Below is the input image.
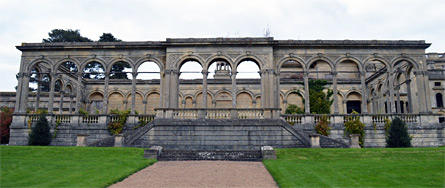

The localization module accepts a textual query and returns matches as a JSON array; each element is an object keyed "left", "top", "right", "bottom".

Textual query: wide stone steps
[{"left": 158, "top": 150, "right": 263, "bottom": 161}]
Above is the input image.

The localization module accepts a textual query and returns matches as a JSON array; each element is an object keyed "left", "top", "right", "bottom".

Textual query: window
[
  {"left": 436, "top": 93, "right": 444, "bottom": 108},
  {"left": 435, "top": 82, "right": 441, "bottom": 87}
]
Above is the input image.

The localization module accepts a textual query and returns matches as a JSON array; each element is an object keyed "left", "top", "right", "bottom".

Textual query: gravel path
[{"left": 110, "top": 161, "right": 278, "bottom": 188}]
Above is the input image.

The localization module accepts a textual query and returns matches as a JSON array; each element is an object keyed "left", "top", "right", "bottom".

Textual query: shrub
[
  {"left": 1, "top": 106, "right": 13, "bottom": 144},
  {"left": 285, "top": 104, "right": 304, "bottom": 114},
  {"left": 386, "top": 117, "right": 411, "bottom": 148},
  {"left": 28, "top": 116, "right": 52, "bottom": 146},
  {"left": 314, "top": 115, "right": 331, "bottom": 136},
  {"left": 344, "top": 111, "right": 365, "bottom": 147},
  {"left": 107, "top": 109, "right": 130, "bottom": 135}
]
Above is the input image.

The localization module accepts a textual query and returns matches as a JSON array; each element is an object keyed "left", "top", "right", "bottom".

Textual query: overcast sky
[{"left": 0, "top": 0, "right": 444, "bottom": 91}]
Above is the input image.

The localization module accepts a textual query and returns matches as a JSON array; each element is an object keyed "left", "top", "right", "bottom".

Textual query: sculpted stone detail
[
  {"left": 199, "top": 54, "right": 211, "bottom": 61},
  {"left": 228, "top": 54, "right": 240, "bottom": 60}
]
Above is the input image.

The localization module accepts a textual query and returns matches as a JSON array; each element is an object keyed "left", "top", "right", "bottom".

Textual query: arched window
[{"left": 436, "top": 93, "right": 444, "bottom": 108}]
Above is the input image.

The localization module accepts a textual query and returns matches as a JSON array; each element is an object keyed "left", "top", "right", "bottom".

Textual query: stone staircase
[{"left": 158, "top": 150, "right": 263, "bottom": 161}]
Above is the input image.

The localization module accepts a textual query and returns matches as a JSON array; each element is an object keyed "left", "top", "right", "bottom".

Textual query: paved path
[{"left": 110, "top": 161, "right": 278, "bottom": 188}]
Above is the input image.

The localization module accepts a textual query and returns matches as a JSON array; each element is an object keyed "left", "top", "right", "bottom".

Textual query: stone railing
[
  {"left": 281, "top": 113, "right": 426, "bottom": 126},
  {"left": 155, "top": 108, "right": 281, "bottom": 119}
]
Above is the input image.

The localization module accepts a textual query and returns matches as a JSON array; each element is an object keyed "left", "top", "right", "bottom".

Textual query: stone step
[{"left": 158, "top": 150, "right": 262, "bottom": 161}]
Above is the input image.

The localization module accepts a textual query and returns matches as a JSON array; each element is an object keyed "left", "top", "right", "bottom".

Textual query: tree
[
  {"left": 109, "top": 62, "right": 131, "bottom": 79},
  {"left": 98, "top": 33, "right": 122, "bottom": 42},
  {"left": 285, "top": 104, "right": 304, "bottom": 114},
  {"left": 28, "top": 116, "right": 52, "bottom": 146},
  {"left": 43, "top": 29, "right": 92, "bottom": 43},
  {"left": 308, "top": 80, "right": 333, "bottom": 114},
  {"left": 386, "top": 117, "right": 412, "bottom": 148}
]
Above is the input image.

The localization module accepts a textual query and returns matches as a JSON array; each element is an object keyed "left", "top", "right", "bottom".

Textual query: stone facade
[{"left": 6, "top": 37, "right": 445, "bottom": 148}]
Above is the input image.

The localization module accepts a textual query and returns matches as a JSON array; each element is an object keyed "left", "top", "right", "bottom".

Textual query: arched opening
[
  {"left": 137, "top": 61, "right": 160, "bottom": 80},
  {"left": 179, "top": 60, "right": 202, "bottom": 80},
  {"left": 287, "top": 92, "right": 304, "bottom": 111},
  {"left": 146, "top": 92, "right": 161, "bottom": 114},
  {"left": 83, "top": 61, "right": 105, "bottom": 80},
  {"left": 215, "top": 91, "right": 232, "bottom": 108},
  {"left": 436, "top": 93, "right": 444, "bottom": 108},
  {"left": 207, "top": 59, "right": 232, "bottom": 79},
  {"left": 179, "top": 60, "right": 203, "bottom": 108},
  {"left": 346, "top": 92, "right": 362, "bottom": 114},
  {"left": 88, "top": 92, "right": 104, "bottom": 114},
  {"left": 308, "top": 60, "right": 332, "bottom": 79},
  {"left": 108, "top": 92, "right": 124, "bottom": 113},
  {"left": 196, "top": 92, "right": 213, "bottom": 108},
  {"left": 126, "top": 93, "right": 143, "bottom": 114},
  {"left": 28, "top": 62, "right": 52, "bottom": 112},
  {"left": 237, "top": 60, "right": 260, "bottom": 79},
  {"left": 236, "top": 92, "right": 253, "bottom": 108},
  {"left": 337, "top": 60, "right": 360, "bottom": 80},
  {"left": 110, "top": 61, "right": 132, "bottom": 80}
]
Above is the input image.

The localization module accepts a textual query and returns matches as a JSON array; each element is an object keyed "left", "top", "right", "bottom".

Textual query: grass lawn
[
  {"left": 0, "top": 146, "right": 156, "bottom": 187},
  {"left": 263, "top": 147, "right": 445, "bottom": 188}
]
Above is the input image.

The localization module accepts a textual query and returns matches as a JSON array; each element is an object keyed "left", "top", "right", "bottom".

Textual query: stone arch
[
  {"left": 345, "top": 91, "right": 362, "bottom": 114},
  {"left": 107, "top": 59, "right": 133, "bottom": 73},
  {"left": 108, "top": 91, "right": 125, "bottom": 112},
  {"left": 108, "top": 60, "right": 133, "bottom": 80},
  {"left": 234, "top": 56, "right": 264, "bottom": 70},
  {"left": 306, "top": 56, "right": 334, "bottom": 71},
  {"left": 195, "top": 91, "right": 213, "bottom": 108},
  {"left": 146, "top": 91, "right": 161, "bottom": 114},
  {"left": 276, "top": 56, "right": 306, "bottom": 72},
  {"left": 87, "top": 91, "right": 104, "bottom": 113},
  {"left": 436, "top": 92, "right": 444, "bottom": 108},
  {"left": 183, "top": 94, "right": 194, "bottom": 108},
  {"left": 215, "top": 90, "right": 232, "bottom": 108},
  {"left": 79, "top": 58, "right": 108, "bottom": 72},
  {"left": 334, "top": 56, "right": 363, "bottom": 71},
  {"left": 54, "top": 79, "right": 64, "bottom": 92},
  {"left": 205, "top": 55, "right": 234, "bottom": 71},
  {"left": 391, "top": 57, "right": 420, "bottom": 71},
  {"left": 363, "top": 56, "right": 391, "bottom": 73},
  {"left": 175, "top": 55, "right": 205, "bottom": 71},
  {"left": 236, "top": 91, "right": 254, "bottom": 108},
  {"left": 134, "top": 57, "right": 164, "bottom": 72},
  {"left": 124, "top": 91, "right": 144, "bottom": 113},
  {"left": 27, "top": 59, "right": 53, "bottom": 73},
  {"left": 254, "top": 95, "right": 261, "bottom": 108},
  {"left": 54, "top": 58, "right": 81, "bottom": 72},
  {"left": 285, "top": 90, "right": 304, "bottom": 109}
]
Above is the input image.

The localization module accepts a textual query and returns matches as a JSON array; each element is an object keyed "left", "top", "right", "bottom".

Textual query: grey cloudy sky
[{"left": 0, "top": 0, "right": 444, "bottom": 91}]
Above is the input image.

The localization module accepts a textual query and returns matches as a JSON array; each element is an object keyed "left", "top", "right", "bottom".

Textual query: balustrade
[
  {"left": 282, "top": 114, "right": 303, "bottom": 125},
  {"left": 81, "top": 115, "right": 99, "bottom": 124},
  {"left": 238, "top": 109, "right": 264, "bottom": 119},
  {"left": 137, "top": 115, "right": 156, "bottom": 123},
  {"left": 55, "top": 115, "right": 71, "bottom": 123},
  {"left": 206, "top": 109, "right": 230, "bottom": 119}
]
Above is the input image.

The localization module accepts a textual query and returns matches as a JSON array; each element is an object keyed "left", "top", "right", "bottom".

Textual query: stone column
[
  {"left": 303, "top": 72, "right": 310, "bottom": 114},
  {"left": 69, "top": 95, "right": 74, "bottom": 114},
  {"left": 395, "top": 85, "right": 401, "bottom": 113},
  {"left": 387, "top": 72, "right": 396, "bottom": 113},
  {"left": 15, "top": 72, "right": 24, "bottom": 113},
  {"left": 131, "top": 72, "right": 137, "bottom": 114},
  {"left": 103, "top": 72, "right": 110, "bottom": 114},
  {"left": 35, "top": 74, "right": 42, "bottom": 111},
  {"left": 18, "top": 72, "right": 30, "bottom": 113},
  {"left": 170, "top": 70, "right": 179, "bottom": 108},
  {"left": 143, "top": 100, "right": 147, "bottom": 114},
  {"left": 202, "top": 70, "right": 208, "bottom": 108},
  {"left": 332, "top": 71, "right": 339, "bottom": 114},
  {"left": 406, "top": 79, "right": 413, "bottom": 113},
  {"left": 423, "top": 71, "right": 432, "bottom": 113},
  {"left": 48, "top": 72, "right": 56, "bottom": 114},
  {"left": 360, "top": 71, "right": 368, "bottom": 114},
  {"left": 231, "top": 70, "right": 237, "bottom": 108},
  {"left": 59, "top": 91, "right": 64, "bottom": 114},
  {"left": 414, "top": 70, "right": 427, "bottom": 113},
  {"left": 75, "top": 72, "right": 83, "bottom": 113}
]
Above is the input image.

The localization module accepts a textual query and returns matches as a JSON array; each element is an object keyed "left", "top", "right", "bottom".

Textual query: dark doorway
[{"left": 347, "top": 101, "right": 361, "bottom": 114}]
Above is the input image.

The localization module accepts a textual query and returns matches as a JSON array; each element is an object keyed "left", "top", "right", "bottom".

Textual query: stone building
[{"left": 6, "top": 38, "right": 445, "bottom": 148}]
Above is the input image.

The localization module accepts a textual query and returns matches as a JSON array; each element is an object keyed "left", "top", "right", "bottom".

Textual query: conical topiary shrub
[
  {"left": 28, "top": 115, "right": 52, "bottom": 146},
  {"left": 386, "top": 117, "right": 411, "bottom": 148}
]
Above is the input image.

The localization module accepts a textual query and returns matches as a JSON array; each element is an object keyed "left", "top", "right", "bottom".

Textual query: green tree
[
  {"left": 386, "top": 117, "right": 412, "bottom": 148},
  {"left": 28, "top": 116, "right": 52, "bottom": 146},
  {"left": 307, "top": 80, "right": 333, "bottom": 114},
  {"left": 43, "top": 29, "right": 92, "bottom": 43},
  {"left": 98, "top": 33, "right": 122, "bottom": 42},
  {"left": 285, "top": 104, "right": 304, "bottom": 114},
  {"left": 109, "top": 61, "right": 131, "bottom": 79}
]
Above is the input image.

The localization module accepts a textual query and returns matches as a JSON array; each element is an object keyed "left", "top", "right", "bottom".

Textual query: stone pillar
[
  {"left": 76, "top": 134, "right": 88, "bottom": 146},
  {"left": 143, "top": 100, "right": 147, "bottom": 114},
  {"left": 59, "top": 91, "right": 64, "bottom": 114},
  {"left": 35, "top": 74, "right": 42, "bottom": 111},
  {"left": 332, "top": 71, "right": 339, "bottom": 114},
  {"left": 75, "top": 72, "right": 83, "bottom": 113},
  {"left": 395, "top": 85, "right": 401, "bottom": 113},
  {"left": 131, "top": 72, "right": 137, "bottom": 114},
  {"left": 15, "top": 72, "right": 24, "bottom": 113},
  {"left": 69, "top": 95, "right": 74, "bottom": 114},
  {"left": 303, "top": 72, "right": 310, "bottom": 114},
  {"left": 385, "top": 90, "right": 390, "bottom": 114},
  {"left": 103, "top": 72, "right": 110, "bottom": 114},
  {"left": 202, "top": 70, "right": 208, "bottom": 108},
  {"left": 360, "top": 71, "right": 368, "bottom": 114},
  {"left": 406, "top": 79, "right": 413, "bottom": 113},
  {"left": 343, "top": 100, "right": 347, "bottom": 114},
  {"left": 423, "top": 71, "right": 432, "bottom": 113},
  {"left": 387, "top": 72, "right": 396, "bottom": 113},
  {"left": 170, "top": 70, "right": 179, "bottom": 108},
  {"left": 349, "top": 134, "right": 361, "bottom": 148},
  {"left": 414, "top": 70, "right": 427, "bottom": 113},
  {"left": 48, "top": 72, "right": 56, "bottom": 114},
  {"left": 231, "top": 70, "right": 237, "bottom": 108},
  {"left": 18, "top": 72, "right": 30, "bottom": 113},
  {"left": 309, "top": 134, "right": 321, "bottom": 148}
]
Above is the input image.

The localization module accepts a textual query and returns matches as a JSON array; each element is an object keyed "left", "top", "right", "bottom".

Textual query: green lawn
[
  {"left": 0, "top": 146, "right": 156, "bottom": 187},
  {"left": 263, "top": 148, "right": 445, "bottom": 188}
]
